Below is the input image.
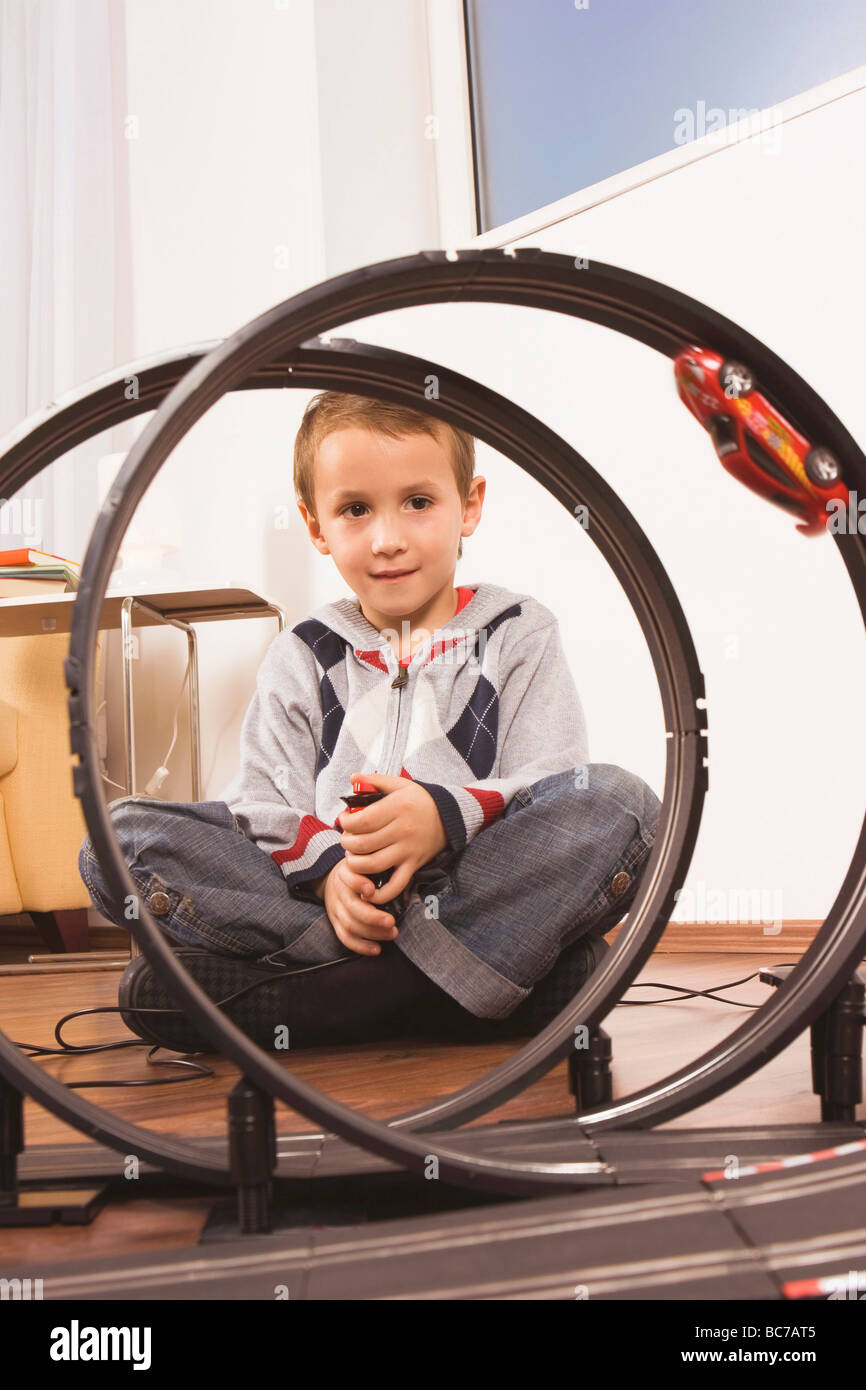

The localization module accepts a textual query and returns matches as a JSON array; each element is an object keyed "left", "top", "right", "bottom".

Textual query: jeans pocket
[
  {"left": 496, "top": 785, "right": 534, "bottom": 827},
  {"left": 135, "top": 870, "right": 243, "bottom": 954},
  {"left": 412, "top": 866, "right": 453, "bottom": 911}
]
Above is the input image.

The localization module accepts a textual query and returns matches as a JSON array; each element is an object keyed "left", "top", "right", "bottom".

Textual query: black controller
[{"left": 340, "top": 788, "right": 395, "bottom": 893}]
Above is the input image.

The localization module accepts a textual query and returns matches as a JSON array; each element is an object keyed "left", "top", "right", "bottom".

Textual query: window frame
[
  {"left": 428, "top": 7, "right": 866, "bottom": 249},
  {"left": 422, "top": 0, "right": 479, "bottom": 247}
]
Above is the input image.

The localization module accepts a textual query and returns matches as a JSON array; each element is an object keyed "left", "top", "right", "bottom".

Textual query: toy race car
[{"left": 673, "top": 345, "right": 847, "bottom": 536}]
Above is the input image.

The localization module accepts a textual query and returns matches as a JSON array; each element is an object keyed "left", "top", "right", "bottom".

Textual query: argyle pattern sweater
[{"left": 217, "top": 581, "right": 589, "bottom": 898}]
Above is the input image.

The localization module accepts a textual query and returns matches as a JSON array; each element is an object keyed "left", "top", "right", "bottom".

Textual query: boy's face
[{"left": 297, "top": 427, "right": 485, "bottom": 623}]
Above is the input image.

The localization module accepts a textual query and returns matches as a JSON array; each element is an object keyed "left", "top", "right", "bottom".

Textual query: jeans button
[
  {"left": 147, "top": 891, "right": 172, "bottom": 916},
  {"left": 610, "top": 870, "right": 631, "bottom": 896}
]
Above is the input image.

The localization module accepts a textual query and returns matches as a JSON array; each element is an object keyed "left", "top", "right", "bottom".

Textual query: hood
[{"left": 307, "top": 580, "right": 533, "bottom": 666}]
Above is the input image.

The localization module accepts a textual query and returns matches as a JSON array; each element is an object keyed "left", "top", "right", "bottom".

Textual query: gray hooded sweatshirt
[{"left": 218, "top": 580, "right": 589, "bottom": 900}]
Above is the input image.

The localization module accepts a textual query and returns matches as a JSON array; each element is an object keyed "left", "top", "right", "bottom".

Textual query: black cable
[
  {"left": 9, "top": 953, "right": 347, "bottom": 1084},
  {"left": 619, "top": 965, "right": 797, "bottom": 1008},
  {"left": 10, "top": 960, "right": 790, "bottom": 1086},
  {"left": 13, "top": 1013, "right": 215, "bottom": 1085}
]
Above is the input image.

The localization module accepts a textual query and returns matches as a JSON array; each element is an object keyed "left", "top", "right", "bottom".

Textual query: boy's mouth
[{"left": 371, "top": 568, "right": 417, "bottom": 581}]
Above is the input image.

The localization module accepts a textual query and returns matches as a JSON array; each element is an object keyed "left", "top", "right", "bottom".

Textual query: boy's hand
[
  {"left": 315, "top": 859, "right": 401, "bottom": 957},
  {"left": 336, "top": 772, "right": 448, "bottom": 904}
]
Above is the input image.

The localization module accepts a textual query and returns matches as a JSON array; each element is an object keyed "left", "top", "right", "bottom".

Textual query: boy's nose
[{"left": 372, "top": 529, "right": 407, "bottom": 548}]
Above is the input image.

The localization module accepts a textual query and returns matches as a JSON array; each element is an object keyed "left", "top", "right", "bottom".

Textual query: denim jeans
[{"left": 79, "top": 762, "right": 660, "bottom": 1020}]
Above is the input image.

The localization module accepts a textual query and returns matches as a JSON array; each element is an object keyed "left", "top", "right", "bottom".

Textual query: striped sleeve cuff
[
  {"left": 271, "top": 815, "right": 345, "bottom": 891},
  {"left": 415, "top": 782, "right": 506, "bottom": 854}
]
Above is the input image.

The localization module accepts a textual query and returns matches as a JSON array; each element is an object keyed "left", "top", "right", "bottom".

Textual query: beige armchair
[{"left": 0, "top": 630, "right": 104, "bottom": 951}]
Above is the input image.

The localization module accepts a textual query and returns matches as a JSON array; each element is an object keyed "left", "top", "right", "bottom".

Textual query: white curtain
[{"left": 0, "top": 0, "right": 133, "bottom": 561}]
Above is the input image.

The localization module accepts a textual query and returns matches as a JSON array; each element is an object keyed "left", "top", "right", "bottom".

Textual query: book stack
[{"left": 0, "top": 548, "right": 81, "bottom": 599}]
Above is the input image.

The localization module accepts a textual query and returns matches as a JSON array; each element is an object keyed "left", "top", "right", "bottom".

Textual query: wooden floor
[{"left": 1, "top": 938, "right": 863, "bottom": 1268}]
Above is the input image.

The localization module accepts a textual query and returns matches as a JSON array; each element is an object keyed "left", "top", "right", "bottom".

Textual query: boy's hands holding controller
[
  {"left": 308, "top": 773, "right": 448, "bottom": 958},
  {"left": 307, "top": 859, "right": 393, "bottom": 957}
]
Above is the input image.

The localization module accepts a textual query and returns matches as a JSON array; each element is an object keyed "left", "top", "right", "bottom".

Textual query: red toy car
[{"left": 673, "top": 345, "right": 847, "bottom": 536}]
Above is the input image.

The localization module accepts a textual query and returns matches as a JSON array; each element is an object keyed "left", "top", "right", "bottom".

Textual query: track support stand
[
  {"left": 0, "top": 1073, "right": 107, "bottom": 1225},
  {"left": 761, "top": 964, "right": 865, "bottom": 1122},
  {"left": 228, "top": 1077, "right": 277, "bottom": 1234},
  {"left": 811, "top": 973, "right": 865, "bottom": 1122},
  {"left": 568, "top": 1026, "right": 613, "bottom": 1110}
]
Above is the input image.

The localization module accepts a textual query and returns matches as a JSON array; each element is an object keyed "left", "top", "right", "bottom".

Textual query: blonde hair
[{"left": 293, "top": 392, "right": 476, "bottom": 560}]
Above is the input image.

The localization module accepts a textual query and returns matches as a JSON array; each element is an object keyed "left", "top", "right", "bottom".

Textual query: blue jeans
[{"left": 79, "top": 762, "right": 660, "bottom": 1020}]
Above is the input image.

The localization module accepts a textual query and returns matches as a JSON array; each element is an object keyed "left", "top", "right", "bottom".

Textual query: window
[{"left": 464, "top": 0, "right": 866, "bottom": 233}]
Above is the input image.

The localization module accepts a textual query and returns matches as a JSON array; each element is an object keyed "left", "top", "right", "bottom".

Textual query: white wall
[
  {"left": 105, "top": 0, "right": 328, "bottom": 804},
  {"left": 104, "top": 5, "right": 865, "bottom": 924}
]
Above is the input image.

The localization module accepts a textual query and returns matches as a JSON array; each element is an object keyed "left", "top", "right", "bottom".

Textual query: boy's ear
[
  {"left": 297, "top": 500, "right": 330, "bottom": 555},
  {"left": 460, "top": 475, "right": 486, "bottom": 544}
]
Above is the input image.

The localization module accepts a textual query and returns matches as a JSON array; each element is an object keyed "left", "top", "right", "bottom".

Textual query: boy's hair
[{"left": 293, "top": 392, "right": 476, "bottom": 560}]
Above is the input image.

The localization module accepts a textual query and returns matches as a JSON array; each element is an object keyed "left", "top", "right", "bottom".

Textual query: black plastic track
[{"left": 1, "top": 248, "right": 863, "bottom": 1198}]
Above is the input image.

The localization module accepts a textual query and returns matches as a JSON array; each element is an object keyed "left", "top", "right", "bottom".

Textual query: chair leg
[{"left": 29, "top": 909, "right": 90, "bottom": 954}]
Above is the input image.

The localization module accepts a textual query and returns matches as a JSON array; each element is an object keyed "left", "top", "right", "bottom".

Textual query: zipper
[{"left": 381, "top": 653, "right": 410, "bottom": 772}]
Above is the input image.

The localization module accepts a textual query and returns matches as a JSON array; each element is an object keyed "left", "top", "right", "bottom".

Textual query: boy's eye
[{"left": 340, "top": 500, "right": 430, "bottom": 522}]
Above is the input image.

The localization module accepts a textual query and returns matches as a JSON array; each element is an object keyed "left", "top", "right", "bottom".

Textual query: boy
[{"left": 79, "top": 392, "right": 660, "bottom": 1053}]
